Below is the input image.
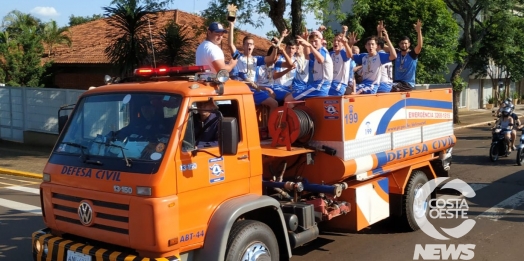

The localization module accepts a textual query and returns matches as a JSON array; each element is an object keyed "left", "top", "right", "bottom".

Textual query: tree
[
  {"left": 201, "top": 0, "right": 345, "bottom": 38},
  {"left": 103, "top": 0, "right": 161, "bottom": 76},
  {"left": 444, "top": 0, "right": 524, "bottom": 122},
  {"left": 42, "top": 20, "right": 72, "bottom": 57},
  {"left": 1, "top": 10, "right": 41, "bottom": 37},
  {"left": 68, "top": 14, "right": 103, "bottom": 27},
  {"left": 347, "top": 0, "right": 459, "bottom": 84},
  {"left": 155, "top": 21, "right": 198, "bottom": 66},
  {"left": 0, "top": 11, "right": 50, "bottom": 87},
  {"left": 467, "top": 4, "right": 524, "bottom": 105},
  {"left": 0, "top": 24, "right": 50, "bottom": 86}
]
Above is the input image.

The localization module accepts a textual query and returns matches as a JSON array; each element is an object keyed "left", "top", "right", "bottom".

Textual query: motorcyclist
[
  {"left": 508, "top": 103, "right": 522, "bottom": 150},
  {"left": 493, "top": 106, "right": 515, "bottom": 151},
  {"left": 495, "top": 99, "right": 512, "bottom": 117}
]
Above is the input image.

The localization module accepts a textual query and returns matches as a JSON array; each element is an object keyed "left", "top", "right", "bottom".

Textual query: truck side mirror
[
  {"left": 57, "top": 104, "right": 76, "bottom": 134},
  {"left": 219, "top": 117, "right": 239, "bottom": 155},
  {"left": 58, "top": 115, "right": 69, "bottom": 133}
]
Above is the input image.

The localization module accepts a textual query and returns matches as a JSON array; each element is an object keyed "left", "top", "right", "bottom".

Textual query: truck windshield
[{"left": 53, "top": 93, "right": 181, "bottom": 172}]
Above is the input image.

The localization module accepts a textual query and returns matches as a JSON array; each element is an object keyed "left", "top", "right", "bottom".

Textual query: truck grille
[{"left": 51, "top": 192, "right": 130, "bottom": 235}]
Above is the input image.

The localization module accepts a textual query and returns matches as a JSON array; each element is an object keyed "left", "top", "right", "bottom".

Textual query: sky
[{"left": 0, "top": 0, "right": 320, "bottom": 37}]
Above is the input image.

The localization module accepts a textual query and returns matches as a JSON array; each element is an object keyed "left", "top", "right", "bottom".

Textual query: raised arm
[
  {"left": 377, "top": 21, "right": 384, "bottom": 38},
  {"left": 377, "top": 20, "right": 393, "bottom": 53},
  {"left": 296, "top": 35, "right": 312, "bottom": 60},
  {"left": 382, "top": 29, "right": 397, "bottom": 61},
  {"left": 414, "top": 19, "right": 423, "bottom": 54},
  {"left": 342, "top": 27, "right": 356, "bottom": 58},
  {"left": 266, "top": 29, "right": 289, "bottom": 65},
  {"left": 228, "top": 21, "right": 237, "bottom": 55}
]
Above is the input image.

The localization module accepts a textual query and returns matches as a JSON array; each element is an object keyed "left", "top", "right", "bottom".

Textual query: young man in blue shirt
[{"left": 391, "top": 19, "right": 423, "bottom": 92}]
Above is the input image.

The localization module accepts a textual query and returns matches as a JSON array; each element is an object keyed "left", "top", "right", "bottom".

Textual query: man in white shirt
[
  {"left": 195, "top": 22, "right": 237, "bottom": 73},
  {"left": 290, "top": 30, "right": 333, "bottom": 100},
  {"left": 352, "top": 31, "right": 396, "bottom": 94}
]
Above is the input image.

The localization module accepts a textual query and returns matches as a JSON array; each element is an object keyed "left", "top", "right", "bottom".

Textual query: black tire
[
  {"left": 225, "top": 220, "right": 279, "bottom": 261},
  {"left": 489, "top": 143, "right": 499, "bottom": 162},
  {"left": 401, "top": 170, "right": 429, "bottom": 231},
  {"left": 517, "top": 148, "right": 524, "bottom": 166}
]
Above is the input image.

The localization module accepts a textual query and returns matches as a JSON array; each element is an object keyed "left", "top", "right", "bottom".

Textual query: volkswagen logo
[{"left": 78, "top": 201, "right": 94, "bottom": 226}]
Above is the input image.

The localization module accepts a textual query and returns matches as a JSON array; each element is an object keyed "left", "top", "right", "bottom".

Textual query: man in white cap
[{"left": 196, "top": 22, "right": 238, "bottom": 74}]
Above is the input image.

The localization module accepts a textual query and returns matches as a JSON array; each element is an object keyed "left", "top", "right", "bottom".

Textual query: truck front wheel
[
  {"left": 225, "top": 220, "right": 279, "bottom": 261},
  {"left": 402, "top": 170, "right": 430, "bottom": 231}
]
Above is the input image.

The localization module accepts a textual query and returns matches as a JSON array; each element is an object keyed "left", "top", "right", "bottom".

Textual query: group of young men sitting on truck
[{"left": 195, "top": 19, "right": 424, "bottom": 112}]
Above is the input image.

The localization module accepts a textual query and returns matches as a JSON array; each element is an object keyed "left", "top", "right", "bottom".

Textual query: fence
[{"left": 0, "top": 87, "right": 85, "bottom": 142}]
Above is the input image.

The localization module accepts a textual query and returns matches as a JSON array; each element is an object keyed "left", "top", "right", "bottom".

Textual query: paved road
[
  {"left": 0, "top": 175, "right": 44, "bottom": 261},
  {"left": 291, "top": 125, "right": 524, "bottom": 261},
  {"left": 2, "top": 125, "right": 524, "bottom": 260}
]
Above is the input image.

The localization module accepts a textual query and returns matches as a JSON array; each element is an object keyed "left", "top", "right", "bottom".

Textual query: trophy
[{"left": 227, "top": 4, "right": 238, "bottom": 22}]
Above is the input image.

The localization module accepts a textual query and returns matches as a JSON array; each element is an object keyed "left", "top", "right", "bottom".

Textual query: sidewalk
[{"left": 0, "top": 105, "right": 521, "bottom": 178}]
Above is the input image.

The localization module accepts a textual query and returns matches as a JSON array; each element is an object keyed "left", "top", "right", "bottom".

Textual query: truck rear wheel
[
  {"left": 225, "top": 220, "right": 279, "bottom": 261},
  {"left": 402, "top": 170, "right": 429, "bottom": 231}
]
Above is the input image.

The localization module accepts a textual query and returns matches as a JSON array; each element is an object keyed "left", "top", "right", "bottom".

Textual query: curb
[
  {"left": 453, "top": 113, "right": 524, "bottom": 130},
  {"left": 453, "top": 120, "right": 494, "bottom": 130},
  {"left": 0, "top": 167, "right": 42, "bottom": 179}
]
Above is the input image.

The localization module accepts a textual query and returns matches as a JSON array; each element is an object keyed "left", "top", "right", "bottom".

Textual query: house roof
[{"left": 45, "top": 9, "right": 273, "bottom": 65}]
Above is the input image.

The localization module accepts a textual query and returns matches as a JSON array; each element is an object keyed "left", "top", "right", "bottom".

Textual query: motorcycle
[
  {"left": 516, "top": 128, "right": 524, "bottom": 165},
  {"left": 488, "top": 124, "right": 511, "bottom": 162}
]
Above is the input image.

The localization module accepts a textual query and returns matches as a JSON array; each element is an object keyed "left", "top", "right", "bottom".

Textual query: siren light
[{"left": 133, "top": 66, "right": 211, "bottom": 77}]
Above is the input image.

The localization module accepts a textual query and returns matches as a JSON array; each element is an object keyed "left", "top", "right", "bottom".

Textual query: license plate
[{"left": 66, "top": 250, "right": 92, "bottom": 261}]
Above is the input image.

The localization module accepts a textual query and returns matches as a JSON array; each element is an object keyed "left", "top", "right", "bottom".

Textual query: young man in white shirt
[
  {"left": 289, "top": 30, "right": 333, "bottom": 100},
  {"left": 227, "top": 21, "right": 283, "bottom": 111},
  {"left": 195, "top": 22, "right": 237, "bottom": 74},
  {"left": 329, "top": 26, "right": 354, "bottom": 96},
  {"left": 352, "top": 30, "right": 396, "bottom": 94}
]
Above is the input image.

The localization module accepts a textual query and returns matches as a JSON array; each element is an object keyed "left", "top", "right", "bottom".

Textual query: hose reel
[{"left": 268, "top": 104, "right": 315, "bottom": 150}]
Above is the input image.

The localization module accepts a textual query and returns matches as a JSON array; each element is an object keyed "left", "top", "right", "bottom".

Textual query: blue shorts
[
  {"left": 268, "top": 84, "right": 291, "bottom": 101},
  {"left": 356, "top": 81, "right": 379, "bottom": 94},
  {"left": 292, "top": 87, "right": 328, "bottom": 100},
  {"left": 377, "top": 82, "right": 392, "bottom": 93},
  {"left": 293, "top": 80, "right": 329, "bottom": 100},
  {"left": 328, "top": 81, "right": 348, "bottom": 96},
  {"left": 272, "top": 88, "right": 290, "bottom": 101},
  {"left": 250, "top": 87, "right": 271, "bottom": 105}
]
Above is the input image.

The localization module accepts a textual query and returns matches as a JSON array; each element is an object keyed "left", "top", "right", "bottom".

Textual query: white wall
[
  {"left": 467, "top": 79, "right": 480, "bottom": 110},
  {"left": 0, "top": 86, "right": 85, "bottom": 142}
]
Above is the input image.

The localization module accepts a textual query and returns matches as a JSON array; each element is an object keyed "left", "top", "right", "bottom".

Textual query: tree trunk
[
  {"left": 291, "top": 0, "right": 303, "bottom": 37},
  {"left": 266, "top": 0, "right": 287, "bottom": 34},
  {"left": 453, "top": 89, "right": 461, "bottom": 124},
  {"left": 451, "top": 59, "right": 468, "bottom": 124}
]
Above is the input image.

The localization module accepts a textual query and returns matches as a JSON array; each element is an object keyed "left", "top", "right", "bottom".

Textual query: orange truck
[{"left": 32, "top": 66, "right": 455, "bottom": 261}]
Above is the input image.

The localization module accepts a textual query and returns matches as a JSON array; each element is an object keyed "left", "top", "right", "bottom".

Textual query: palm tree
[
  {"left": 103, "top": 0, "right": 161, "bottom": 76},
  {"left": 1, "top": 10, "right": 41, "bottom": 37},
  {"left": 42, "top": 20, "right": 72, "bottom": 57},
  {"left": 155, "top": 21, "right": 197, "bottom": 66}
]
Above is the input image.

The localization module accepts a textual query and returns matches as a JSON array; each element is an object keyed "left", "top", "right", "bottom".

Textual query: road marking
[
  {"left": 476, "top": 190, "right": 524, "bottom": 221},
  {"left": 1, "top": 185, "right": 40, "bottom": 195},
  {"left": 0, "top": 176, "right": 40, "bottom": 184},
  {"left": 0, "top": 198, "right": 41, "bottom": 215},
  {"left": 459, "top": 112, "right": 492, "bottom": 118}
]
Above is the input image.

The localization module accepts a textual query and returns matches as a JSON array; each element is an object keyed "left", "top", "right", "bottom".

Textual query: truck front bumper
[{"left": 32, "top": 228, "right": 180, "bottom": 261}]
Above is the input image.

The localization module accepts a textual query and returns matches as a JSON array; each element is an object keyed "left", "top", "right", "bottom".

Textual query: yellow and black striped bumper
[{"left": 32, "top": 228, "right": 180, "bottom": 261}]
